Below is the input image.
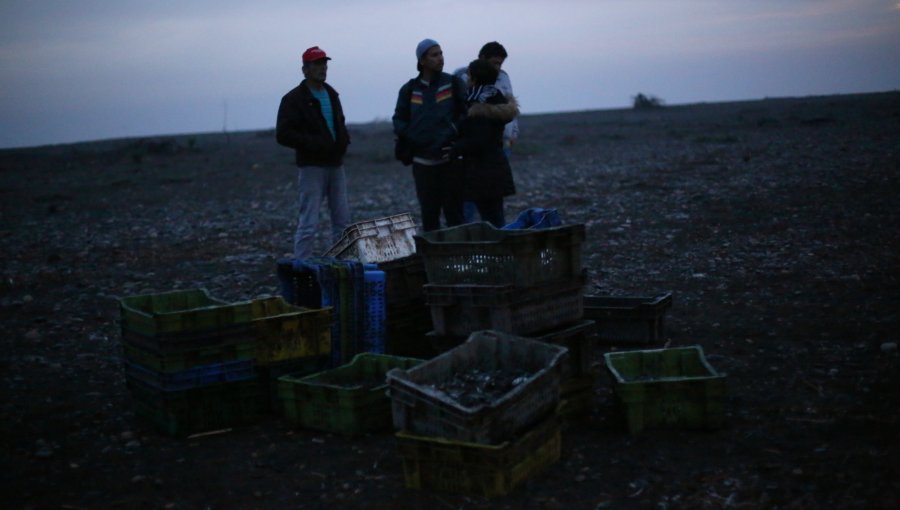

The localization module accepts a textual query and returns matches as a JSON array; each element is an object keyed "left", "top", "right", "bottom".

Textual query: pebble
[
  {"left": 35, "top": 439, "right": 53, "bottom": 458},
  {"left": 25, "top": 329, "right": 41, "bottom": 341},
  {"left": 880, "top": 342, "right": 897, "bottom": 354},
  {"left": 125, "top": 440, "right": 141, "bottom": 449}
]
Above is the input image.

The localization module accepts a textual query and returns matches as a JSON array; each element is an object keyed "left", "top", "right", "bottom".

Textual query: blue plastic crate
[
  {"left": 124, "top": 358, "right": 256, "bottom": 392},
  {"left": 363, "top": 268, "right": 386, "bottom": 354},
  {"left": 276, "top": 258, "right": 367, "bottom": 367}
]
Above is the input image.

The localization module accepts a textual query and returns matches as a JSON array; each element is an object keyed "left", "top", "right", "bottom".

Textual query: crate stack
[
  {"left": 377, "top": 254, "right": 433, "bottom": 358},
  {"left": 119, "top": 289, "right": 263, "bottom": 437},
  {"left": 249, "top": 297, "right": 333, "bottom": 414},
  {"left": 386, "top": 330, "right": 568, "bottom": 497},
  {"left": 323, "top": 213, "right": 432, "bottom": 359},
  {"left": 276, "top": 257, "right": 384, "bottom": 367},
  {"left": 120, "top": 290, "right": 339, "bottom": 435},
  {"left": 414, "top": 222, "right": 596, "bottom": 415}
]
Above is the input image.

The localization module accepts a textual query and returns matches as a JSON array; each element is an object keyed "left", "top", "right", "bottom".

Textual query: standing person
[
  {"left": 276, "top": 46, "right": 351, "bottom": 259},
  {"left": 450, "top": 59, "right": 518, "bottom": 228},
  {"left": 393, "top": 38, "right": 467, "bottom": 232},
  {"left": 454, "top": 41, "right": 519, "bottom": 223}
]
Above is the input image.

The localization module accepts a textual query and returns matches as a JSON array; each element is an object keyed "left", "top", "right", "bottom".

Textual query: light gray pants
[{"left": 294, "top": 165, "right": 350, "bottom": 259}]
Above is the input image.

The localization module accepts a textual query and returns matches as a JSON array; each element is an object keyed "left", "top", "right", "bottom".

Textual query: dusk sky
[{"left": 1, "top": 0, "right": 898, "bottom": 149}]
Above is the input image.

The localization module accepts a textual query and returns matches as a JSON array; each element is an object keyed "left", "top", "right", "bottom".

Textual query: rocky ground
[{"left": 1, "top": 91, "right": 898, "bottom": 509}]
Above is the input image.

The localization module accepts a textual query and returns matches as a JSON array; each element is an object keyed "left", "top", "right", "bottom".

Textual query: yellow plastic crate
[
  {"left": 396, "top": 414, "right": 561, "bottom": 497},
  {"left": 250, "top": 296, "right": 332, "bottom": 365}
]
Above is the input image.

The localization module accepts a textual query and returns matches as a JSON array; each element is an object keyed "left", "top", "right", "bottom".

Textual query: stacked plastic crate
[
  {"left": 414, "top": 222, "right": 596, "bottom": 415},
  {"left": 276, "top": 257, "right": 384, "bottom": 367},
  {"left": 386, "top": 330, "right": 568, "bottom": 497},
  {"left": 119, "top": 289, "right": 263, "bottom": 437},
  {"left": 324, "top": 213, "right": 431, "bottom": 358},
  {"left": 377, "top": 254, "right": 433, "bottom": 357},
  {"left": 249, "top": 297, "right": 333, "bottom": 414}
]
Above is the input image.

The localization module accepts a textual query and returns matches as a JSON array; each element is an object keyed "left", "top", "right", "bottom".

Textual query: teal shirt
[{"left": 309, "top": 86, "right": 336, "bottom": 140}]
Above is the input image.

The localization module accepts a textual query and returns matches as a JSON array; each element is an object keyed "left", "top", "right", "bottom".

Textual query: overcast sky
[{"left": 1, "top": 0, "right": 898, "bottom": 148}]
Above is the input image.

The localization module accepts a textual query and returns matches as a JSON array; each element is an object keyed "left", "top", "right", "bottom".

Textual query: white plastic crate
[{"left": 324, "top": 213, "right": 417, "bottom": 263}]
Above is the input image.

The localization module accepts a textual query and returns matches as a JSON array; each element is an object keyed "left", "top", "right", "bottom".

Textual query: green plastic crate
[
  {"left": 603, "top": 345, "right": 726, "bottom": 434},
  {"left": 396, "top": 414, "right": 561, "bottom": 497},
  {"left": 122, "top": 340, "right": 256, "bottom": 372},
  {"left": 126, "top": 377, "right": 264, "bottom": 437},
  {"left": 250, "top": 297, "right": 332, "bottom": 365},
  {"left": 256, "top": 356, "right": 330, "bottom": 414},
  {"left": 278, "top": 353, "right": 423, "bottom": 436},
  {"left": 120, "top": 289, "right": 253, "bottom": 336}
]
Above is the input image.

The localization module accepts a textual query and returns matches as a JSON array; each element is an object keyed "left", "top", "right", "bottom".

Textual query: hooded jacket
[
  {"left": 276, "top": 80, "right": 350, "bottom": 167},
  {"left": 451, "top": 90, "right": 519, "bottom": 200}
]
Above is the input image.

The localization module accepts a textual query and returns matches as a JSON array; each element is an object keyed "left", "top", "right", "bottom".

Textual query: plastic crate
[
  {"left": 422, "top": 320, "right": 594, "bottom": 375},
  {"left": 377, "top": 254, "right": 428, "bottom": 305},
  {"left": 558, "top": 375, "right": 595, "bottom": 419},
  {"left": 120, "top": 289, "right": 252, "bottom": 337},
  {"left": 423, "top": 331, "right": 468, "bottom": 358},
  {"left": 414, "top": 222, "right": 584, "bottom": 286},
  {"left": 250, "top": 296, "right": 332, "bottom": 365},
  {"left": 124, "top": 358, "right": 256, "bottom": 392},
  {"left": 324, "top": 213, "right": 417, "bottom": 263},
  {"left": 531, "top": 320, "right": 595, "bottom": 382},
  {"left": 584, "top": 292, "right": 672, "bottom": 344},
  {"left": 363, "top": 268, "right": 386, "bottom": 354},
  {"left": 385, "top": 300, "right": 433, "bottom": 357},
  {"left": 278, "top": 353, "right": 423, "bottom": 436},
  {"left": 121, "top": 322, "right": 254, "bottom": 355},
  {"left": 121, "top": 340, "right": 256, "bottom": 372},
  {"left": 275, "top": 258, "right": 365, "bottom": 367},
  {"left": 256, "top": 356, "right": 330, "bottom": 414},
  {"left": 396, "top": 413, "right": 561, "bottom": 497},
  {"left": 603, "top": 345, "right": 726, "bottom": 434},
  {"left": 387, "top": 330, "right": 568, "bottom": 444},
  {"left": 424, "top": 275, "right": 585, "bottom": 337},
  {"left": 276, "top": 259, "right": 322, "bottom": 308},
  {"left": 126, "top": 378, "right": 263, "bottom": 437}
]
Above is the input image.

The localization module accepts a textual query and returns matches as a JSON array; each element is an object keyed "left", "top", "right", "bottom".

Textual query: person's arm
[
  {"left": 496, "top": 71, "right": 519, "bottom": 144},
  {"left": 451, "top": 74, "right": 468, "bottom": 133},
  {"left": 392, "top": 82, "right": 412, "bottom": 137}
]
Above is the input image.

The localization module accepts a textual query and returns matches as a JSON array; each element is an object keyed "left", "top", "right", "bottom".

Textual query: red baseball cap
[{"left": 302, "top": 46, "right": 331, "bottom": 64}]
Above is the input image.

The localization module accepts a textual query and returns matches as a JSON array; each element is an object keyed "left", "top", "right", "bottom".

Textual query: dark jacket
[
  {"left": 276, "top": 80, "right": 350, "bottom": 167},
  {"left": 452, "top": 92, "right": 519, "bottom": 200},
  {"left": 392, "top": 73, "right": 467, "bottom": 160}
]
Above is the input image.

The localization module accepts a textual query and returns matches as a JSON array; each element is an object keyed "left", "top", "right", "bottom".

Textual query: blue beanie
[{"left": 416, "top": 38, "right": 439, "bottom": 60}]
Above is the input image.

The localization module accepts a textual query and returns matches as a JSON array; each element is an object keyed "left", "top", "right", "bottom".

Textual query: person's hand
[{"left": 441, "top": 145, "right": 453, "bottom": 160}]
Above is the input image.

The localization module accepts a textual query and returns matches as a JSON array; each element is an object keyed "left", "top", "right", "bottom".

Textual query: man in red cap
[{"left": 276, "top": 46, "right": 351, "bottom": 259}]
